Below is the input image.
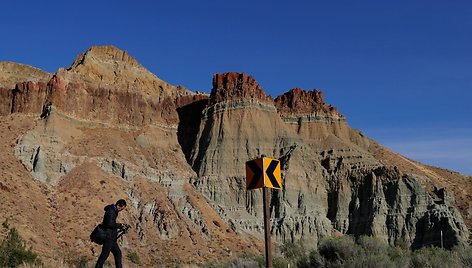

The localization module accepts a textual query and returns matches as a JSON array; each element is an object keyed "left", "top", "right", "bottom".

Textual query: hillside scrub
[
  {"left": 201, "top": 235, "right": 472, "bottom": 268},
  {"left": 0, "top": 222, "right": 42, "bottom": 268}
]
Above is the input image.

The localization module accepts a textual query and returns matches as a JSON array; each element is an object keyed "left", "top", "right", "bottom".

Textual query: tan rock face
[
  {"left": 0, "top": 48, "right": 471, "bottom": 266},
  {"left": 67, "top": 46, "right": 174, "bottom": 94},
  {"left": 42, "top": 46, "right": 193, "bottom": 127},
  {"left": 189, "top": 72, "right": 299, "bottom": 177},
  {"left": 187, "top": 71, "right": 470, "bottom": 251},
  {"left": 0, "top": 62, "right": 51, "bottom": 116},
  {"left": 0, "top": 61, "right": 51, "bottom": 89}
]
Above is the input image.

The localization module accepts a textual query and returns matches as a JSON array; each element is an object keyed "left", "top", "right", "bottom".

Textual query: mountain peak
[
  {"left": 63, "top": 45, "right": 174, "bottom": 93},
  {"left": 69, "top": 45, "right": 140, "bottom": 71}
]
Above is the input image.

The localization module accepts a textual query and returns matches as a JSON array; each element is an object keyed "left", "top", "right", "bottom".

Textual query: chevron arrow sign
[{"left": 246, "top": 157, "right": 282, "bottom": 190}]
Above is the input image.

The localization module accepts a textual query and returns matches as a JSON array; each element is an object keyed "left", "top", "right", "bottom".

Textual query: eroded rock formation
[
  {"left": 0, "top": 46, "right": 470, "bottom": 266},
  {"left": 185, "top": 73, "right": 470, "bottom": 250},
  {"left": 0, "top": 62, "right": 51, "bottom": 115}
]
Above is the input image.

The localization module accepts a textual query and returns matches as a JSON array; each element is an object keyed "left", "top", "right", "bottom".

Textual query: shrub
[
  {"left": 356, "top": 236, "right": 390, "bottom": 255},
  {"left": 319, "top": 235, "right": 360, "bottom": 264},
  {"left": 229, "top": 258, "right": 259, "bottom": 268},
  {"left": 297, "top": 250, "right": 324, "bottom": 268},
  {"left": 348, "top": 254, "right": 397, "bottom": 268},
  {"left": 386, "top": 246, "right": 410, "bottom": 268},
  {"left": 0, "top": 227, "right": 41, "bottom": 267},
  {"left": 314, "top": 235, "right": 413, "bottom": 268},
  {"left": 2, "top": 219, "right": 10, "bottom": 230},
  {"left": 410, "top": 246, "right": 459, "bottom": 268},
  {"left": 280, "top": 240, "right": 305, "bottom": 260},
  {"left": 279, "top": 240, "right": 307, "bottom": 267},
  {"left": 200, "top": 254, "right": 260, "bottom": 268},
  {"left": 127, "top": 251, "right": 140, "bottom": 265},
  {"left": 455, "top": 245, "right": 472, "bottom": 267},
  {"left": 205, "top": 235, "right": 471, "bottom": 268},
  {"left": 355, "top": 236, "right": 410, "bottom": 268},
  {"left": 66, "top": 255, "right": 90, "bottom": 268}
]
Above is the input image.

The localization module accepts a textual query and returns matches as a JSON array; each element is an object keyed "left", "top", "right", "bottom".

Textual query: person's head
[{"left": 116, "top": 199, "right": 127, "bottom": 212}]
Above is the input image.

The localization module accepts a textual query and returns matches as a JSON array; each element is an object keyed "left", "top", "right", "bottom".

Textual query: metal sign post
[
  {"left": 246, "top": 156, "right": 282, "bottom": 268},
  {"left": 262, "top": 187, "right": 272, "bottom": 268}
]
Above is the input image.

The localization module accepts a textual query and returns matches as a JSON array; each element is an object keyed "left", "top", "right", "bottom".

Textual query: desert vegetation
[
  {"left": 2, "top": 221, "right": 471, "bottom": 268},
  {"left": 202, "top": 235, "right": 472, "bottom": 268},
  {"left": 0, "top": 220, "right": 41, "bottom": 267}
]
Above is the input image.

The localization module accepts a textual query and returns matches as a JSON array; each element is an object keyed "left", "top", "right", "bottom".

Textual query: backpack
[{"left": 90, "top": 224, "right": 106, "bottom": 245}]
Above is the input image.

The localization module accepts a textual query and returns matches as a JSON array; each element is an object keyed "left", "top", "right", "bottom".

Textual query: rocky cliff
[
  {"left": 185, "top": 72, "right": 470, "bottom": 250},
  {"left": 0, "top": 46, "right": 470, "bottom": 266},
  {"left": 0, "top": 62, "right": 51, "bottom": 115},
  {"left": 43, "top": 46, "right": 192, "bottom": 127}
]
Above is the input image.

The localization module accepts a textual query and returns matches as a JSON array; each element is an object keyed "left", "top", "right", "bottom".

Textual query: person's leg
[
  {"left": 95, "top": 238, "right": 114, "bottom": 268},
  {"left": 110, "top": 242, "right": 122, "bottom": 268}
]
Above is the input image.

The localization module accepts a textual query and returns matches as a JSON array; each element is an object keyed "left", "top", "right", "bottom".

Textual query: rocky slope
[{"left": 0, "top": 46, "right": 470, "bottom": 266}]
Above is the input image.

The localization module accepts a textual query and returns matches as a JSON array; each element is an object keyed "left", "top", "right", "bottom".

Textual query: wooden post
[
  {"left": 263, "top": 187, "right": 272, "bottom": 268},
  {"left": 440, "top": 230, "right": 443, "bottom": 248}
]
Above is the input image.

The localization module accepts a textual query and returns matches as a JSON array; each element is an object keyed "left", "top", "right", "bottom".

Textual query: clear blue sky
[{"left": 1, "top": 1, "right": 471, "bottom": 175}]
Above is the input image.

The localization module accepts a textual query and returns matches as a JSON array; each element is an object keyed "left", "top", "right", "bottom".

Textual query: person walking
[{"left": 95, "top": 199, "right": 127, "bottom": 268}]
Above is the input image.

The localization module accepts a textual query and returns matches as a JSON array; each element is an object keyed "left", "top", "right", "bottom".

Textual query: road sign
[
  {"left": 245, "top": 156, "right": 283, "bottom": 268},
  {"left": 246, "top": 157, "right": 282, "bottom": 190}
]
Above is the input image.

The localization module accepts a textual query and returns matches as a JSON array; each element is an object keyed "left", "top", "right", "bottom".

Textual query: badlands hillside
[{"left": 0, "top": 46, "right": 471, "bottom": 266}]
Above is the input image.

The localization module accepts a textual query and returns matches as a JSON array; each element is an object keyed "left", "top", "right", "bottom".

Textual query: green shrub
[
  {"left": 205, "top": 235, "right": 471, "bottom": 268},
  {"left": 410, "top": 246, "right": 459, "bottom": 268},
  {"left": 0, "top": 227, "right": 41, "bottom": 267},
  {"left": 273, "top": 256, "right": 289, "bottom": 268},
  {"left": 385, "top": 246, "right": 410, "bottom": 268},
  {"left": 355, "top": 236, "right": 410, "bottom": 268},
  {"left": 455, "top": 245, "right": 472, "bottom": 267},
  {"left": 356, "top": 236, "right": 390, "bottom": 255},
  {"left": 297, "top": 250, "right": 324, "bottom": 268},
  {"left": 200, "top": 254, "right": 260, "bottom": 268},
  {"left": 281, "top": 240, "right": 305, "bottom": 260},
  {"left": 348, "top": 254, "right": 397, "bottom": 268},
  {"left": 314, "top": 235, "right": 413, "bottom": 268},
  {"left": 127, "top": 251, "right": 140, "bottom": 264},
  {"left": 279, "top": 240, "right": 307, "bottom": 267},
  {"left": 2, "top": 219, "right": 10, "bottom": 230},
  {"left": 319, "top": 235, "right": 361, "bottom": 264}
]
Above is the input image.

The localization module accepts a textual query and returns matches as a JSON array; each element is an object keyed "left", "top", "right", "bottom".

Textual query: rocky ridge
[
  {"left": 0, "top": 61, "right": 51, "bottom": 89},
  {"left": 43, "top": 45, "right": 193, "bottom": 128},
  {"left": 0, "top": 46, "right": 471, "bottom": 266},
  {"left": 0, "top": 62, "right": 51, "bottom": 115}
]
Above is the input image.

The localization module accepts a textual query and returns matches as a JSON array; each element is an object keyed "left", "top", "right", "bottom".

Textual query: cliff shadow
[
  {"left": 412, "top": 212, "right": 459, "bottom": 250},
  {"left": 177, "top": 99, "right": 209, "bottom": 165}
]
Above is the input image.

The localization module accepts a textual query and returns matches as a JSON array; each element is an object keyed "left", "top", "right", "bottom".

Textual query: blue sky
[{"left": 1, "top": 1, "right": 471, "bottom": 175}]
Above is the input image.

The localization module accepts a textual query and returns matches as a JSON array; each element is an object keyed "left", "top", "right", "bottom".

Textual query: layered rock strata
[
  {"left": 185, "top": 72, "right": 470, "bottom": 249},
  {"left": 0, "top": 47, "right": 470, "bottom": 266},
  {"left": 43, "top": 46, "right": 193, "bottom": 127},
  {"left": 0, "top": 62, "right": 51, "bottom": 115}
]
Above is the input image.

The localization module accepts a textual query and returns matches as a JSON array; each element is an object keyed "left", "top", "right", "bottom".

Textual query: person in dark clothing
[{"left": 95, "top": 199, "right": 127, "bottom": 268}]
